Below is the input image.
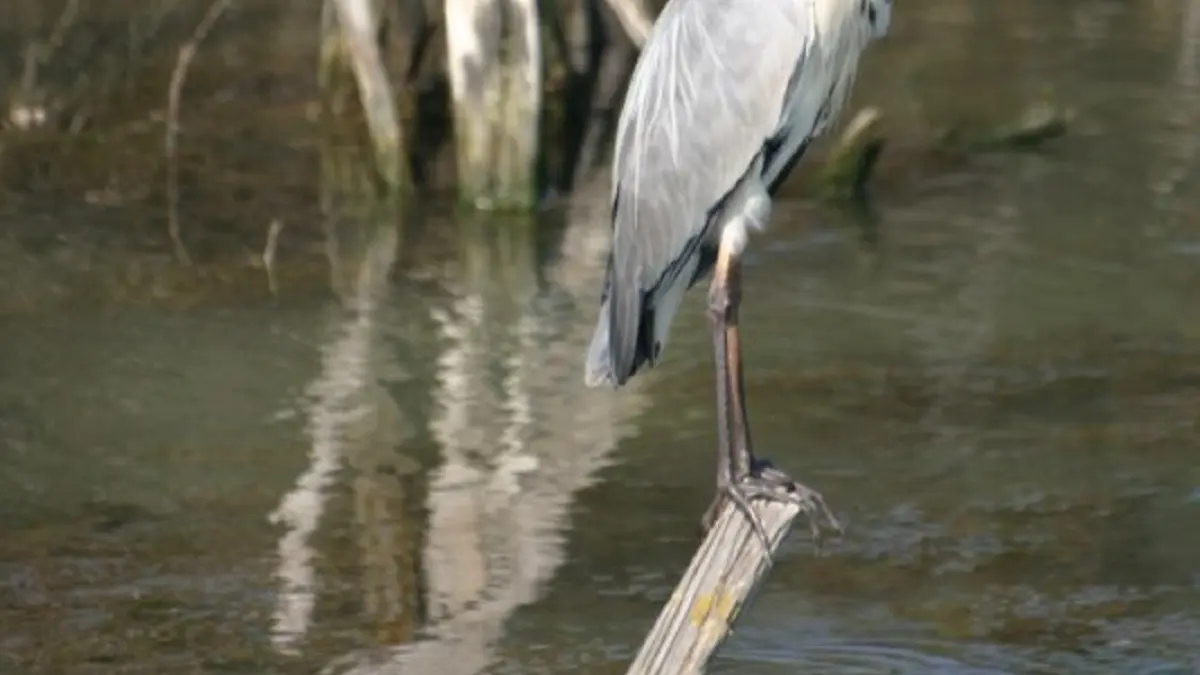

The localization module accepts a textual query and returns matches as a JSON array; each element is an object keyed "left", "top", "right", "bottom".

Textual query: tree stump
[{"left": 444, "top": 0, "right": 542, "bottom": 211}]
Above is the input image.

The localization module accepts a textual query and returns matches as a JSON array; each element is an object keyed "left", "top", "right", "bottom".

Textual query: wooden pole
[
  {"left": 322, "top": 0, "right": 411, "bottom": 194},
  {"left": 494, "top": 0, "right": 542, "bottom": 209},
  {"left": 577, "top": 0, "right": 645, "bottom": 181},
  {"left": 625, "top": 495, "right": 816, "bottom": 675},
  {"left": 444, "top": 0, "right": 542, "bottom": 211},
  {"left": 602, "top": 0, "right": 652, "bottom": 47},
  {"left": 444, "top": 0, "right": 495, "bottom": 208}
]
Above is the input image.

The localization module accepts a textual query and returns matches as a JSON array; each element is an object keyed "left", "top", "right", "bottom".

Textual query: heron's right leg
[
  {"left": 700, "top": 249, "right": 743, "bottom": 535},
  {"left": 700, "top": 209, "right": 840, "bottom": 550},
  {"left": 723, "top": 254, "right": 840, "bottom": 547},
  {"left": 700, "top": 239, "right": 778, "bottom": 548}
]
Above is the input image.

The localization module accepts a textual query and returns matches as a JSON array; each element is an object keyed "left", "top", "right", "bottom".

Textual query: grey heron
[{"left": 584, "top": 0, "right": 891, "bottom": 546}]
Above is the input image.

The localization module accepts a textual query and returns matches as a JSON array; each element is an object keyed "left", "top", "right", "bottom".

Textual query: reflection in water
[
  {"left": 323, "top": 177, "right": 649, "bottom": 675},
  {"left": 268, "top": 214, "right": 403, "bottom": 654}
]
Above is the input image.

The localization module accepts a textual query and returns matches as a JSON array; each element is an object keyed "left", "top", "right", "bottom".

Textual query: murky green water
[{"left": 4, "top": 1, "right": 1200, "bottom": 674}]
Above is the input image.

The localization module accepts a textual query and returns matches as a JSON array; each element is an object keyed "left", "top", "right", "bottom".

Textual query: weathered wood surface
[
  {"left": 602, "top": 0, "right": 652, "bottom": 47},
  {"left": 444, "top": 0, "right": 542, "bottom": 210},
  {"left": 323, "top": 0, "right": 409, "bottom": 192},
  {"left": 624, "top": 497, "right": 803, "bottom": 675},
  {"left": 542, "top": 0, "right": 647, "bottom": 191}
]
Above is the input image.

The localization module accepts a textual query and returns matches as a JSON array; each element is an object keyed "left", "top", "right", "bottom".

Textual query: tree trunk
[{"left": 444, "top": 0, "right": 543, "bottom": 211}]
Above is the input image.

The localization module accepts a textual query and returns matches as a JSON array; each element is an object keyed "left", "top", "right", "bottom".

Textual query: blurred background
[{"left": 1, "top": 0, "right": 1200, "bottom": 673}]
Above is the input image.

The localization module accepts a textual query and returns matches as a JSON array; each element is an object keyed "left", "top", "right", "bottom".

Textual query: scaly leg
[
  {"left": 700, "top": 259, "right": 738, "bottom": 535},
  {"left": 700, "top": 248, "right": 841, "bottom": 550}
]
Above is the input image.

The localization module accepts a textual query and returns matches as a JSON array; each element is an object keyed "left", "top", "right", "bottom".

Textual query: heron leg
[
  {"left": 700, "top": 249, "right": 760, "bottom": 541},
  {"left": 700, "top": 249, "right": 841, "bottom": 550},
  {"left": 723, "top": 257, "right": 756, "bottom": 465}
]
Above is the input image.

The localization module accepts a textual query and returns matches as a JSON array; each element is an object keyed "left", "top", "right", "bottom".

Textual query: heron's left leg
[
  {"left": 701, "top": 216, "right": 841, "bottom": 549},
  {"left": 700, "top": 238, "right": 768, "bottom": 544}
]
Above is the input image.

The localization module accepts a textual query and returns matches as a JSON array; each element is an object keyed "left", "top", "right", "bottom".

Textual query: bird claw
[{"left": 700, "top": 461, "right": 841, "bottom": 552}]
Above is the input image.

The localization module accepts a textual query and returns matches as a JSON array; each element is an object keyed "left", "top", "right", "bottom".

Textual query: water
[{"left": 3, "top": 1, "right": 1200, "bottom": 673}]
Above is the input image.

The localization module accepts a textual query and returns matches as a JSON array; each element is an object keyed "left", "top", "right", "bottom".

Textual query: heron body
[
  {"left": 583, "top": 0, "right": 890, "bottom": 543},
  {"left": 586, "top": 0, "right": 889, "bottom": 386}
]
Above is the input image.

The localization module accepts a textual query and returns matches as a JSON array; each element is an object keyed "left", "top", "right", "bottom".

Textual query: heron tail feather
[{"left": 584, "top": 307, "right": 617, "bottom": 388}]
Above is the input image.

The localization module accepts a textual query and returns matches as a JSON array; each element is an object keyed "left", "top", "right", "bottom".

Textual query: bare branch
[{"left": 165, "top": 0, "right": 234, "bottom": 265}]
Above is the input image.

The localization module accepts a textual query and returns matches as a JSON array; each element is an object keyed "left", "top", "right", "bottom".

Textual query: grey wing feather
[{"left": 602, "top": 0, "right": 815, "bottom": 382}]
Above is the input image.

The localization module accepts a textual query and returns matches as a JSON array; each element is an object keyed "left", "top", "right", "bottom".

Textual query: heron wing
[{"left": 605, "top": 0, "right": 816, "bottom": 380}]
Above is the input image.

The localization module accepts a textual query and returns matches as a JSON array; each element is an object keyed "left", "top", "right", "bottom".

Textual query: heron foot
[{"left": 700, "top": 459, "right": 842, "bottom": 552}]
